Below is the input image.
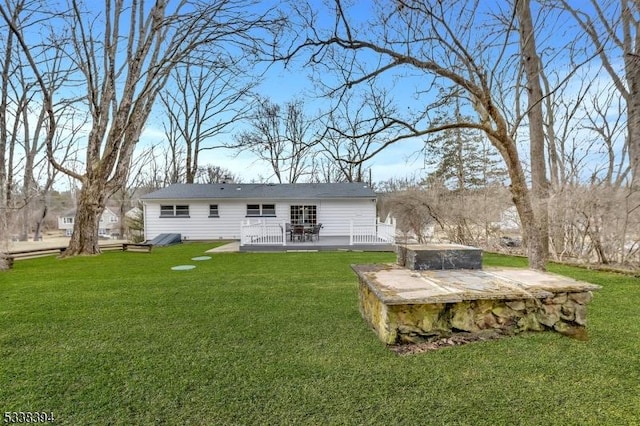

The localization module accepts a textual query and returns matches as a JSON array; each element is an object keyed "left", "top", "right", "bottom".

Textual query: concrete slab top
[{"left": 351, "top": 264, "right": 602, "bottom": 305}]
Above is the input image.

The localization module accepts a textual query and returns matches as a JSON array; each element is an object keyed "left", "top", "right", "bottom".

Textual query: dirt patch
[{"left": 389, "top": 330, "right": 509, "bottom": 355}]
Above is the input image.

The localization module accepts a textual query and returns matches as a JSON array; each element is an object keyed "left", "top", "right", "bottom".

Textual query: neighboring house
[
  {"left": 140, "top": 182, "right": 382, "bottom": 241},
  {"left": 493, "top": 206, "right": 521, "bottom": 231},
  {"left": 57, "top": 207, "right": 120, "bottom": 237}
]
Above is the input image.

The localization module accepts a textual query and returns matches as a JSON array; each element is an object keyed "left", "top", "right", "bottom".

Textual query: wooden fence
[{"left": 6, "top": 242, "right": 148, "bottom": 262}]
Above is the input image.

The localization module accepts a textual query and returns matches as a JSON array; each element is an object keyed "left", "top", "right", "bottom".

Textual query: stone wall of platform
[{"left": 358, "top": 278, "right": 594, "bottom": 344}]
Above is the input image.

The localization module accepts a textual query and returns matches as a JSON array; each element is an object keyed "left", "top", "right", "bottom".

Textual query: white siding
[
  {"left": 59, "top": 208, "right": 119, "bottom": 234},
  {"left": 58, "top": 217, "right": 74, "bottom": 232},
  {"left": 143, "top": 197, "right": 377, "bottom": 240},
  {"left": 316, "top": 199, "right": 376, "bottom": 236}
]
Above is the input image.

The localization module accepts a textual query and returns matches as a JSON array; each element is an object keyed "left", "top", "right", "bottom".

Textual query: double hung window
[
  {"left": 160, "top": 205, "right": 190, "bottom": 217},
  {"left": 246, "top": 203, "right": 276, "bottom": 217}
]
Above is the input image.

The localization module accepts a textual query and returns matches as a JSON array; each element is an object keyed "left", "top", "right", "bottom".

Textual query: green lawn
[{"left": 1, "top": 244, "right": 639, "bottom": 425}]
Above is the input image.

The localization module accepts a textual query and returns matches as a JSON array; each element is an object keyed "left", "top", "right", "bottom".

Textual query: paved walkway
[{"left": 206, "top": 241, "right": 240, "bottom": 253}]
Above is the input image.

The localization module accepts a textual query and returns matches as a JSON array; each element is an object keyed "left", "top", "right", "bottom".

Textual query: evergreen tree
[{"left": 423, "top": 106, "right": 507, "bottom": 191}]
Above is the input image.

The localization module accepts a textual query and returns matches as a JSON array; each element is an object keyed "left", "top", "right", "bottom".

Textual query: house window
[
  {"left": 109, "top": 216, "right": 118, "bottom": 223},
  {"left": 160, "top": 205, "right": 174, "bottom": 217},
  {"left": 63, "top": 217, "right": 74, "bottom": 224},
  {"left": 175, "top": 205, "right": 189, "bottom": 217},
  {"left": 290, "top": 205, "right": 317, "bottom": 225},
  {"left": 209, "top": 204, "right": 219, "bottom": 217},
  {"left": 160, "top": 205, "right": 190, "bottom": 217},
  {"left": 246, "top": 204, "right": 261, "bottom": 216},
  {"left": 262, "top": 204, "right": 276, "bottom": 216},
  {"left": 246, "top": 203, "right": 276, "bottom": 217}
]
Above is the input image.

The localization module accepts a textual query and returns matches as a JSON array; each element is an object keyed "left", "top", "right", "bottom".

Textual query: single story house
[
  {"left": 140, "top": 182, "right": 395, "bottom": 248},
  {"left": 58, "top": 207, "right": 120, "bottom": 237}
]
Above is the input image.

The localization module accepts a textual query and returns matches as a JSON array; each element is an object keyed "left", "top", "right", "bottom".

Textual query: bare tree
[
  {"left": 0, "top": 0, "right": 25, "bottom": 268},
  {"left": 111, "top": 143, "right": 160, "bottom": 239},
  {"left": 159, "top": 58, "right": 256, "bottom": 183},
  {"left": 534, "top": 7, "right": 638, "bottom": 267},
  {"left": 560, "top": 0, "right": 640, "bottom": 187},
  {"left": 0, "top": 0, "right": 78, "bottom": 268},
  {"left": 517, "top": 0, "right": 551, "bottom": 257},
  {"left": 379, "top": 186, "right": 444, "bottom": 244},
  {"left": 308, "top": 155, "right": 349, "bottom": 183},
  {"left": 317, "top": 88, "right": 397, "bottom": 182},
  {"left": 1, "top": 0, "right": 281, "bottom": 256},
  {"left": 544, "top": 80, "right": 640, "bottom": 265},
  {"left": 194, "top": 164, "right": 241, "bottom": 184},
  {"left": 283, "top": 0, "right": 570, "bottom": 269},
  {"left": 236, "top": 98, "right": 318, "bottom": 183},
  {"left": 26, "top": 106, "right": 84, "bottom": 242},
  {"left": 136, "top": 143, "right": 181, "bottom": 190}
]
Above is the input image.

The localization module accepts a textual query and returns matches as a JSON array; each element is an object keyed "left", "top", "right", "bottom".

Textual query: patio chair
[
  {"left": 307, "top": 223, "right": 323, "bottom": 242},
  {"left": 285, "top": 223, "right": 293, "bottom": 241}
]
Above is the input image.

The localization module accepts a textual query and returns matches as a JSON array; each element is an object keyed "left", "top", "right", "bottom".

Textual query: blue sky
[
  {"left": 136, "top": 0, "right": 442, "bottom": 184},
  {"left": 141, "top": 51, "right": 431, "bottom": 184},
  {"left": 16, "top": 0, "right": 627, "bottom": 186}
]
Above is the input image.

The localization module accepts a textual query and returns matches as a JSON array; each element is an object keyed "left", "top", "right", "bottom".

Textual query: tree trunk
[
  {"left": 185, "top": 138, "right": 195, "bottom": 183},
  {"left": 33, "top": 201, "right": 46, "bottom": 242},
  {"left": 64, "top": 182, "right": 106, "bottom": 256},
  {"left": 20, "top": 197, "right": 29, "bottom": 241},
  {"left": 119, "top": 199, "right": 127, "bottom": 238},
  {"left": 503, "top": 148, "right": 547, "bottom": 270},
  {"left": 517, "top": 0, "right": 549, "bottom": 267},
  {"left": 628, "top": 61, "right": 640, "bottom": 188},
  {"left": 0, "top": 209, "right": 9, "bottom": 271}
]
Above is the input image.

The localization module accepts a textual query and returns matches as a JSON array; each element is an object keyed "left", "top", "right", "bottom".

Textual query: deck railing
[
  {"left": 240, "top": 221, "right": 286, "bottom": 246},
  {"left": 349, "top": 220, "right": 396, "bottom": 245},
  {"left": 240, "top": 219, "right": 396, "bottom": 247}
]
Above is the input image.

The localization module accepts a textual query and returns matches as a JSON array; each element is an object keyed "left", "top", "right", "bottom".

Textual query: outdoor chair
[
  {"left": 285, "top": 223, "right": 293, "bottom": 241},
  {"left": 306, "top": 223, "right": 323, "bottom": 242}
]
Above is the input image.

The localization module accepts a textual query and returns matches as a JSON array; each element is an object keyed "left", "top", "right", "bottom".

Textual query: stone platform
[{"left": 352, "top": 263, "right": 601, "bottom": 345}]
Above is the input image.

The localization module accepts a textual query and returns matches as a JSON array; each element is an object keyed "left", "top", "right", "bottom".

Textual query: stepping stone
[
  {"left": 171, "top": 265, "right": 196, "bottom": 271},
  {"left": 191, "top": 256, "right": 212, "bottom": 261}
]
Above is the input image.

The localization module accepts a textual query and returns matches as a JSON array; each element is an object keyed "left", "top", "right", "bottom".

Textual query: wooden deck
[{"left": 239, "top": 236, "right": 395, "bottom": 252}]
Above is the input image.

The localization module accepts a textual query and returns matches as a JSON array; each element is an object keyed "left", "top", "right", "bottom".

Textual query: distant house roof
[
  {"left": 140, "top": 183, "right": 377, "bottom": 201},
  {"left": 125, "top": 207, "right": 142, "bottom": 218},
  {"left": 59, "top": 207, "right": 119, "bottom": 218}
]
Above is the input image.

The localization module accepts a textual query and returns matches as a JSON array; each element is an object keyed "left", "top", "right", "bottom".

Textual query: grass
[{"left": 1, "top": 244, "right": 639, "bottom": 425}]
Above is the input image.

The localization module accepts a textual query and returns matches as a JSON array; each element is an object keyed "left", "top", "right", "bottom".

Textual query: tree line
[{"left": 0, "top": 0, "right": 638, "bottom": 270}]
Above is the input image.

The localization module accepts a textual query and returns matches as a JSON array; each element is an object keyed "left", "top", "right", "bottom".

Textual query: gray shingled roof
[{"left": 140, "top": 183, "right": 377, "bottom": 200}]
